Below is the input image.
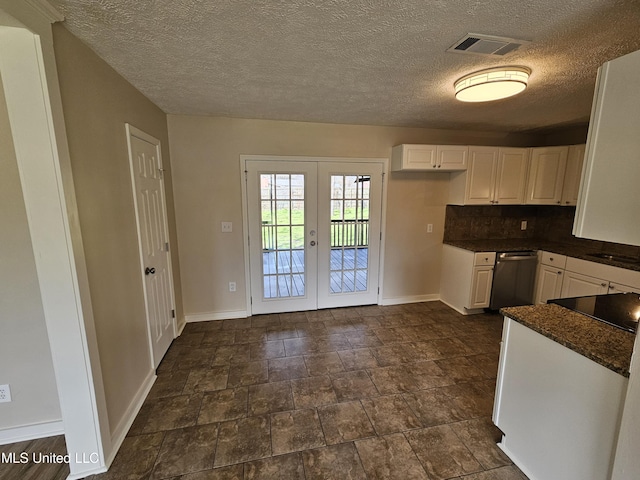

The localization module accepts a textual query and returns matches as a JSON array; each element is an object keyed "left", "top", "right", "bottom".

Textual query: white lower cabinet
[
  {"left": 440, "top": 245, "right": 495, "bottom": 314},
  {"left": 494, "top": 317, "right": 627, "bottom": 480},
  {"left": 534, "top": 251, "right": 640, "bottom": 302},
  {"left": 470, "top": 266, "right": 494, "bottom": 309},
  {"left": 534, "top": 264, "right": 564, "bottom": 304},
  {"left": 560, "top": 270, "right": 609, "bottom": 297}
]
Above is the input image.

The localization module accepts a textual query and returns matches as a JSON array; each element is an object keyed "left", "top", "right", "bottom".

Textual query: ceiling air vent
[{"left": 448, "top": 33, "right": 530, "bottom": 56}]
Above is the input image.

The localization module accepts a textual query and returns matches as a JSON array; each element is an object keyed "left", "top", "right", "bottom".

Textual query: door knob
[
  {"left": 310, "top": 241, "right": 316, "bottom": 246},
  {"left": 145, "top": 267, "right": 156, "bottom": 275}
]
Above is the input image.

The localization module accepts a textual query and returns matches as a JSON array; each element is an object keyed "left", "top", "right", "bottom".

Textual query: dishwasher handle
[{"left": 497, "top": 252, "right": 537, "bottom": 262}]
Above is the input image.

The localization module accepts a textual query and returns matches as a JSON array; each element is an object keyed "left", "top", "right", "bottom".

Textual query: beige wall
[
  {"left": 52, "top": 25, "right": 182, "bottom": 435},
  {"left": 0, "top": 74, "right": 61, "bottom": 431},
  {"left": 167, "top": 115, "right": 539, "bottom": 316}
]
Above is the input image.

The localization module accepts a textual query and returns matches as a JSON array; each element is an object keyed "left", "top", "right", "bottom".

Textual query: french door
[{"left": 245, "top": 159, "right": 383, "bottom": 314}]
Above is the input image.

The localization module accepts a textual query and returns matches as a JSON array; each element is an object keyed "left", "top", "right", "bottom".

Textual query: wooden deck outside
[{"left": 262, "top": 247, "right": 368, "bottom": 297}]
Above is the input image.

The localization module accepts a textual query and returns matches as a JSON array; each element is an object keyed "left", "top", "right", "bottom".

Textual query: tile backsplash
[{"left": 443, "top": 204, "right": 640, "bottom": 257}]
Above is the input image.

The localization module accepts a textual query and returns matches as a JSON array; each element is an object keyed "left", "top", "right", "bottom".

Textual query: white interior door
[
  {"left": 126, "top": 124, "right": 175, "bottom": 368},
  {"left": 246, "top": 159, "right": 383, "bottom": 314}
]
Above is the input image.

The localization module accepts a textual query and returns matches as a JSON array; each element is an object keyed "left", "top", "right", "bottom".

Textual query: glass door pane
[
  {"left": 246, "top": 160, "right": 318, "bottom": 315},
  {"left": 329, "top": 174, "right": 370, "bottom": 293},
  {"left": 260, "top": 173, "right": 306, "bottom": 298}
]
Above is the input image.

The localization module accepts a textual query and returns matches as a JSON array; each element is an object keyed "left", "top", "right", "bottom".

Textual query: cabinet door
[
  {"left": 494, "top": 148, "right": 529, "bottom": 204},
  {"left": 465, "top": 147, "right": 498, "bottom": 205},
  {"left": 561, "top": 144, "right": 586, "bottom": 206},
  {"left": 535, "top": 265, "right": 564, "bottom": 304},
  {"left": 525, "top": 146, "right": 568, "bottom": 205},
  {"left": 436, "top": 145, "right": 468, "bottom": 171},
  {"left": 560, "top": 271, "right": 609, "bottom": 298},
  {"left": 391, "top": 145, "right": 437, "bottom": 171},
  {"left": 469, "top": 266, "right": 493, "bottom": 308},
  {"left": 573, "top": 50, "right": 640, "bottom": 247}
]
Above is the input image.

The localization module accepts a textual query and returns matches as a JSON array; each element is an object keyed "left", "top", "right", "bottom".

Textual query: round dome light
[{"left": 454, "top": 67, "right": 530, "bottom": 102}]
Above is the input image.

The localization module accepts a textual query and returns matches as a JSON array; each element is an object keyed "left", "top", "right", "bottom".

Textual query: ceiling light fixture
[{"left": 454, "top": 66, "right": 530, "bottom": 102}]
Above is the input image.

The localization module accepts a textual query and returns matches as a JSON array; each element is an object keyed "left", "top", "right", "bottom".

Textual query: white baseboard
[
  {"left": 380, "top": 294, "right": 440, "bottom": 306},
  {"left": 105, "top": 370, "right": 156, "bottom": 467},
  {"left": 176, "top": 318, "right": 187, "bottom": 336},
  {"left": 0, "top": 419, "right": 64, "bottom": 445},
  {"left": 185, "top": 310, "right": 249, "bottom": 323},
  {"left": 67, "top": 465, "right": 107, "bottom": 479},
  {"left": 439, "top": 298, "right": 484, "bottom": 315}
]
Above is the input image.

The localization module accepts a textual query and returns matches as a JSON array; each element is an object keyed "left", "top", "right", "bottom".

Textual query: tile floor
[{"left": 1, "top": 302, "right": 529, "bottom": 480}]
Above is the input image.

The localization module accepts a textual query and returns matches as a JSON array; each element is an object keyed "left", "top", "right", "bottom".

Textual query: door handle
[
  {"left": 310, "top": 241, "right": 316, "bottom": 246},
  {"left": 145, "top": 267, "right": 156, "bottom": 275}
]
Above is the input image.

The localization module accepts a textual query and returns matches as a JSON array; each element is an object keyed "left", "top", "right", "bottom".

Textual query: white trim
[
  {"left": 106, "top": 371, "right": 156, "bottom": 467},
  {"left": 377, "top": 162, "right": 389, "bottom": 304},
  {"left": 239, "top": 158, "right": 252, "bottom": 318},
  {"left": 24, "top": 0, "right": 64, "bottom": 23},
  {"left": 0, "top": 24, "right": 107, "bottom": 476},
  {"left": 380, "top": 294, "right": 441, "bottom": 306},
  {"left": 176, "top": 318, "right": 187, "bottom": 336},
  {"left": 241, "top": 154, "right": 387, "bottom": 164},
  {"left": 186, "top": 310, "right": 249, "bottom": 323},
  {"left": 0, "top": 420, "right": 64, "bottom": 445},
  {"left": 66, "top": 466, "right": 107, "bottom": 480},
  {"left": 438, "top": 298, "right": 485, "bottom": 315}
]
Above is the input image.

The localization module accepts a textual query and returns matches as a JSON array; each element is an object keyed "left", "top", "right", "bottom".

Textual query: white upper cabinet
[
  {"left": 391, "top": 144, "right": 467, "bottom": 171},
  {"left": 574, "top": 49, "right": 640, "bottom": 247},
  {"left": 463, "top": 147, "right": 498, "bottom": 204},
  {"left": 525, "top": 146, "right": 568, "bottom": 205},
  {"left": 561, "top": 144, "right": 586, "bottom": 206},
  {"left": 494, "top": 148, "right": 530, "bottom": 204},
  {"left": 449, "top": 146, "right": 529, "bottom": 205}
]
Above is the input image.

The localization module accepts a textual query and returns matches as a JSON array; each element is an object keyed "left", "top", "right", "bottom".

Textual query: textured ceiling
[{"left": 50, "top": 0, "right": 640, "bottom": 132}]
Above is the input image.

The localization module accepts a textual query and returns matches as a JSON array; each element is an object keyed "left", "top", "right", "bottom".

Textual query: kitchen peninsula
[{"left": 493, "top": 303, "right": 636, "bottom": 480}]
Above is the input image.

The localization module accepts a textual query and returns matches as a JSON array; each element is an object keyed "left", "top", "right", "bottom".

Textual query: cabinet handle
[
  {"left": 565, "top": 201, "right": 571, "bottom": 204},
  {"left": 601, "top": 283, "right": 607, "bottom": 287},
  {"left": 438, "top": 165, "right": 441, "bottom": 168},
  {"left": 556, "top": 201, "right": 561, "bottom": 204},
  {"left": 557, "top": 271, "right": 562, "bottom": 275},
  {"left": 549, "top": 257, "right": 554, "bottom": 261}
]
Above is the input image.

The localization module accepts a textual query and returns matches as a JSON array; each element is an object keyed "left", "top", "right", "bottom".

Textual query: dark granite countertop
[
  {"left": 500, "top": 304, "right": 636, "bottom": 377},
  {"left": 444, "top": 239, "right": 640, "bottom": 272}
]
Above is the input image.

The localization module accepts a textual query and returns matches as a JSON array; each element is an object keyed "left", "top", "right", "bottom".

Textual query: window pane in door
[
  {"left": 329, "top": 174, "right": 370, "bottom": 294},
  {"left": 260, "top": 173, "right": 306, "bottom": 298}
]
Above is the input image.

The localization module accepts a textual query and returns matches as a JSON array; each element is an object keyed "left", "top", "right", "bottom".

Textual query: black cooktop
[{"left": 549, "top": 293, "right": 640, "bottom": 334}]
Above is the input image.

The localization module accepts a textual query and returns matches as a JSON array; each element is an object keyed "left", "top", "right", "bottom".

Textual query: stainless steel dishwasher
[{"left": 490, "top": 251, "right": 538, "bottom": 310}]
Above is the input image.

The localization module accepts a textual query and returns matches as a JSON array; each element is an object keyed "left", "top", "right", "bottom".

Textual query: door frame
[
  {"left": 126, "top": 124, "right": 177, "bottom": 367},
  {"left": 0, "top": 8, "right": 110, "bottom": 477},
  {"left": 240, "top": 155, "right": 389, "bottom": 315}
]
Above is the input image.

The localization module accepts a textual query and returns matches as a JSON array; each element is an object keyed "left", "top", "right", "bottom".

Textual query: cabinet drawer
[
  {"left": 608, "top": 282, "right": 640, "bottom": 294},
  {"left": 474, "top": 252, "right": 496, "bottom": 266},
  {"left": 541, "top": 251, "right": 567, "bottom": 269}
]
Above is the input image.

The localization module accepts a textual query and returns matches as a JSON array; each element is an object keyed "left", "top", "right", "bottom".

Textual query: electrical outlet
[
  {"left": 427, "top": 224, "right": 433, "bottom": 233},
  {"left": 221, "top": 222, "right": 233, "bottom": 233},
  {"left": 229, "top": 282, "right": 236, "bottom": 292},
  {"left": 521, "top": 220, "right": 527, "bottom": 230},
  {"left": 0, "top": 384, "right": 11, "bottom": 403}
]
